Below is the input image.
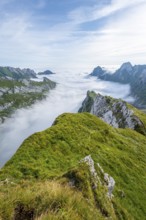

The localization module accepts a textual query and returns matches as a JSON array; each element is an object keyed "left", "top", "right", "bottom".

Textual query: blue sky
[{"left": 0, "top": 0, "right": 146, "bottom": 72}]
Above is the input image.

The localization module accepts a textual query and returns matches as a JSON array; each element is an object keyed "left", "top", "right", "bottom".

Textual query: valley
[
  {"left": 0, "top": 69, "right": 133, "bottom": 167},
  {"left": 0, "top": 66, "right": 146, "bottom": 220}
]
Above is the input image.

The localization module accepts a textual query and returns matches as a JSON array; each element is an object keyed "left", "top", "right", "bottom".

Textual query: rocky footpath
[{"left": 79, "top": 91, "right": 146, "bottom": 135}]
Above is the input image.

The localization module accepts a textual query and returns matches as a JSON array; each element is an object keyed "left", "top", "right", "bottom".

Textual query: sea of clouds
[{"left": 0, "top": 71, "right": 134, "bottom": 167}]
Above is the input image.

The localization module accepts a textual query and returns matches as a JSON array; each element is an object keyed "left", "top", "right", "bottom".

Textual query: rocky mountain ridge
[
  {"left": 0, "top": 65, "right": 146, "bottom": 219},
  {"left": 79, "top": 91, "right": 146, "bottom": 135},
  {"left": 0, "top": 112, "right": 146, "bottom": 219},
  {"left": 0, "top": 66, "right": 37, "bottom": 80},
  {"left": 90, "top": 62, "right": 146, "bottom": 108},
  {"left": 0, "top": 66, "right": 56, "bottom": 123}
]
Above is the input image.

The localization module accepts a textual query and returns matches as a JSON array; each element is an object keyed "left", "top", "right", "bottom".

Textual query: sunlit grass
[{"left": 0, "top": 112, "right": 146, "bottom": 219}]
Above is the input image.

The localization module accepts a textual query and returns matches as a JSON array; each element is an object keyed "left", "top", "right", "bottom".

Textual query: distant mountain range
[
  {"left": 0, "top": 66, "right": 55, "bottom": 79},
  {"left": 0, "top": 66, "right": 56, "bottom": 123},
  {"left": 0, "top": 66, "right": 37, "bottom": 80},
  {"left": 90, "top": 62, "right": 146, "bottom": 108}
]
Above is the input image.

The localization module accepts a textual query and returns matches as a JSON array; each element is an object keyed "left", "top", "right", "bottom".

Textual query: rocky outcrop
[
  {"left": 90, "top": 66, "right": 108, "bottom": 77},
  {"left": 104, "top": 174, "right": 115, "bottom": 198},
  {"left": 79, "top": 91, "right": 146, "bottom": 135},
  {"left": 90, "top": 62, "right": 146, "bottom": 108},
  {"left": 81, "top": 155, "right": 97, "bottom": 177},
  {"left": 81, "top": 155, "right": 115, "bottom": 198}
]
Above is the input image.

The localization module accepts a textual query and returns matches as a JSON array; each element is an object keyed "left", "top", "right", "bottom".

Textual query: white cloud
[
  {"left": 0, "top": 72, "right": 133, "bottom": 167},
  {"left": 68, "top": 0, "right": 146, "bottom": 24},
  {"left": 0, "top": 0, "right": 146, "bottom": 72}
]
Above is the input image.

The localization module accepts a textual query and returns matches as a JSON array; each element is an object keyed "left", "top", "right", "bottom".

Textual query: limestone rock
[
  {"left": 81, "top": 156, "right": 115, "bottom": 197},
  {"left": 104, "top": 173, "right": 115, "bottom": 198},
  {"left": 81, "top": 155, "right": 97, "bottom": 178},
  {"left": 79, "top": 91, "right": 146, "bottom": 135}
]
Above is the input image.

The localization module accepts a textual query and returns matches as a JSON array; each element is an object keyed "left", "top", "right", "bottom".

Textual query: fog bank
[{"left": 0, "top": 72, "right": 133, "bottom": 167}]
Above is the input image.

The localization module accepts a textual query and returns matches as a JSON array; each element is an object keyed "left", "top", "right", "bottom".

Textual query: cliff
[{"left": 79, "top": 91, "right": 146, "bottom": 135}]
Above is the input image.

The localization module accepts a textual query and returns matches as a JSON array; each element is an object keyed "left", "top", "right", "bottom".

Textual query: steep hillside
[
  {"left": 0, "top": 66, "right": 56, "bottom": 123},
  {"left": 0, "top": 66, "right": 37, "bottom": 80},
  {"left": 79, "top": 91, "right": 146, "bottom": 135},
  {"left": 90, "top": 62, "right": 146, "bottom": 108},
  {"left": 0, "top": 113, "right": 146, "bottom": 219}
]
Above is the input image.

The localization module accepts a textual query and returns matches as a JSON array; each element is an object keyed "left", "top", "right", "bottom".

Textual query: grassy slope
[
  {"left": 0, "top": 79, "right": 56, "bottom": 121},
  {"left": 127, "top": 103, "right": 146, "bottom": 126},
  {"left": 0, "top": 112, "right": 146, "bottom": 219},
  {"left": 0, "top": 67, "right": 14, "bottom": 78}
]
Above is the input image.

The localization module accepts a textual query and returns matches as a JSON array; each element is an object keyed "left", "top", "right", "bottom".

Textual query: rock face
[
  {"left": 79, "top": 91, "right": 146, "bottom": 135},
  {"left": 104, "top": 173, "right": 115, "bottom": 198},
  {"left": 81, "top": 155, "right": 115, "bottom": 198},
  {"left": 90, "top": 62, "right": 146, "bottom": 108},
  {"left": 81, "top": 155, "right": 98, "bottom": 181}
]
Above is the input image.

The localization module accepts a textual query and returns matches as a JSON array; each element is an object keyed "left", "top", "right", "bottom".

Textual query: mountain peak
[
  {"left": 90, "top": 66, "right": 106, "bottom": 77},
  {"left": 38, "top": 70, "right": 55, "bottom": 75},
  {"left": 120, "top": 62, "right": 133, "bottom": 71}
]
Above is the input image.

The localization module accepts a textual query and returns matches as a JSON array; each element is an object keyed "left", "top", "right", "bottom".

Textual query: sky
[{"left": 0, "top": 0, "right": 146, "bottom": 72}]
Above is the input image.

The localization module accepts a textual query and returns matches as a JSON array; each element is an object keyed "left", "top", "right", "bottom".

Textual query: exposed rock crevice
[{"left": 81, "top": 155, "right": 115, "bottom": 198}]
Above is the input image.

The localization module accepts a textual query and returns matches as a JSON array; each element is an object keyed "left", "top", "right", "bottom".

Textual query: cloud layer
[{"left": 0, "top": 71, "right": 133, "bottom": 167}]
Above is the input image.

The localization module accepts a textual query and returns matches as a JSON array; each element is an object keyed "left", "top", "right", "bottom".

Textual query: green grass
[
  {"left": 30, "top": 79, "right": 56, "bottom": 89},
  {"left": 141, "top": 109, "right": 146, "bottom": 113},
  {"left": 0, "top": 79, "right": 24, "bottom": 88},
  {"left": 0, "top": 92, "right": 45, "bottom": 120},
  {"left": 0, "top": 180, "right": 104, "bottom": 220},
  {"left": 0, "top": 112, "right": 146, "bottom": 219},
  {"left": 0, "top": 78, "right": 56, "bottom": 122},
  {"left": 0, "top": 67, "right": 13, "bottom": 78},
  {"left": 127, "top": 103, "right": 146, "bottom": 128},
  {"left": 78, "top": 91, "right": 96, "bottom": 112}
]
